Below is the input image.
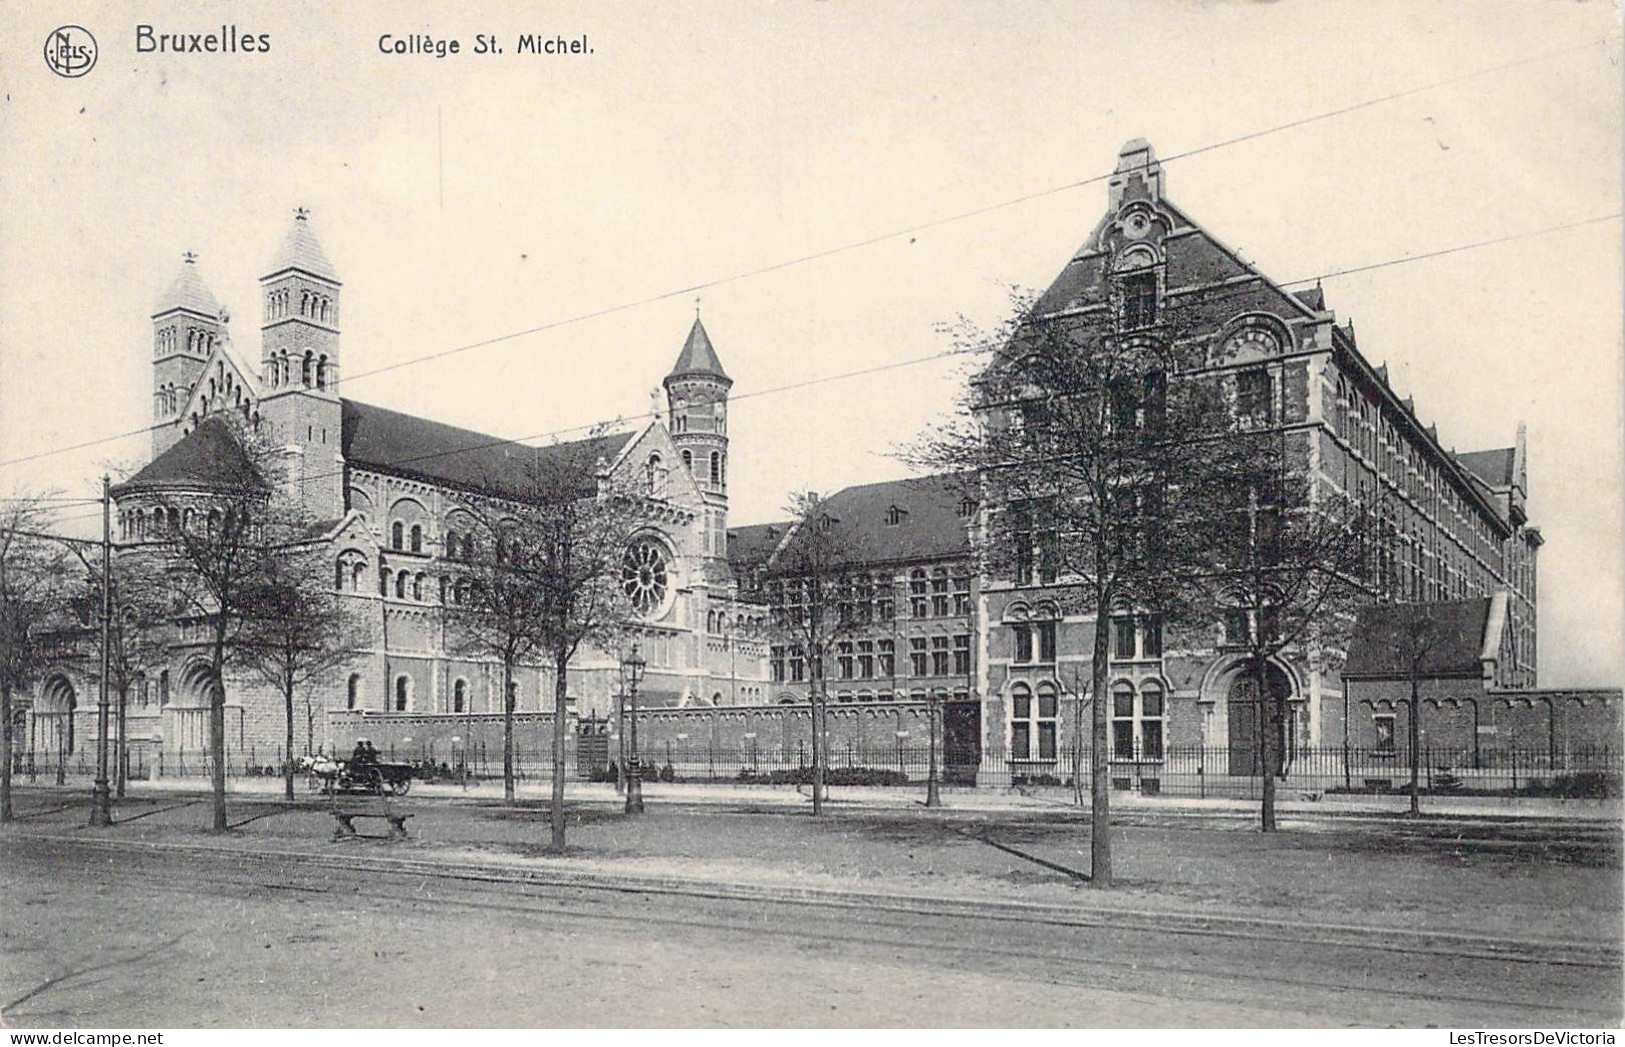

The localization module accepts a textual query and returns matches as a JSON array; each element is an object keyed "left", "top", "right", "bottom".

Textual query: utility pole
[{"left": 89, "top": 476, "right": 113, "bottom": 827}]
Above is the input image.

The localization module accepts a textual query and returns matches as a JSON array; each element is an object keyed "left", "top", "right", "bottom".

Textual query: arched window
[
  {"left": 379, "top": 564, "right": 390, "bottom": 596},
  {"left": 316, "top": 356, "right": 328, "bottom": 390},
  {"left": 646, "top": 453, "right": 664, "bottom": 493},
  {"left": 394, "top": 675, "right": 411, "bottom": 712},
  {"left": 347, "top": 673, "right": 362, "bottom": 711},
  {"left": 682, "top": 450, "right": 692, "bottom": 474},
  {"left": 351, "top": 561, "right": 365, "bottom": 591},
  {"left": 391, "top": 522, "right": 404, "bottom": 550},
  {"left": 335, "top": 560, "right": 346, "bottom": 590},
  {"left": 709, "top": 451, "right": 720, "bottom": 484},
  {"left": 453, "top": 679, "right": 467, "bottom": 713},
  {"left": 444, "top": 529, "right": 459, "bottom": 560},
  {"left": 410, "top": 524, "right": 423, "bottom": 554},
  {"left": 395, "top": 570, "right": 408, "bottom": 599},
  {"left": 412, "top": 573, "right": 425, "bottom": 601},
  {"left": 302, "top": 351, "right": 313, "bottom": 387}
]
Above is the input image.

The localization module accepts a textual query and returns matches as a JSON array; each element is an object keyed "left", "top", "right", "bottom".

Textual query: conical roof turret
[
  {"left": 264, "top": 208, "right": 340, "bottom": 283},
  {"left": 153, "top": 252, "right": 221, "bottom": 318},
  {"left": 665, "top": 315, "right": 729, "bottom": 383}
]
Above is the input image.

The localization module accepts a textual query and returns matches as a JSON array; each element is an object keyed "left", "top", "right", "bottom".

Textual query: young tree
[
  {"left": 144, "top": 416, "right": 305, "bottom": 833},
  {"left": 0, "top": 496, "right": 70, "bottom": 822},
  {"left": 1201, "top": 430, "right": 1377, "bottom": 831},
  {"left": 1346, "top": 596, "right": 1462, "bottom": 817},
  {"left": 915, "top": 288, "right": 1243, "bottom": 887},
  {"left": 763, "top": 492, "right": 891, "bottom": 816},
  {"left": 235, "top": 541, "right": 369, "bottom": 800},
  {"left": 448, "top": 427, "right": 640, "bottom": 849},
  {"left": 63, "top": 557, "right": 170, "bottom": 800}
]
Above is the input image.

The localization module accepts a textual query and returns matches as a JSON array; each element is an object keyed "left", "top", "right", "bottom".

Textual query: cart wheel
[{"left": 392, "top": 778, "right": 411, "bottom": 797}]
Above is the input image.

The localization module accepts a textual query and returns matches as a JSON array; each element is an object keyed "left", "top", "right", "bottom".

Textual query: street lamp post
[
  {"left": 622, "top": 643, "right": 646, "bottom": 814},
  {"left": 89, "top": 476, "right": 113, "bottom": 827}
]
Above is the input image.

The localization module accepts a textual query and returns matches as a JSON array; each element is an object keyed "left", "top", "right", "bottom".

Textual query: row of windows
[
  {"left": 121, "top": 505, "right": 248, "bottom": 542},
  {"left": 350, "top": 673, "right": 476, "bottom": 714},
  {"left": 267, "top": 287, "right": 335, "bottom": 324},
  {"left": 155, "top": 325, "right": 216, "bottom": 356},
  {"left": 266, "top": 349, "right": 332, "bottom": 390},
  {"left": 1007, "top": 679, "right": 1165, "bottom": 761}
]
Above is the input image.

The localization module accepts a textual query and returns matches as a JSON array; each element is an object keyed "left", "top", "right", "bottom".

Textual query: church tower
[
  {"left": 664, "top": 314, "right": 732, "bottom": 561},
  {"left": 258, "top": 208, "right": 344, "bottom": 518},
  {"left": 151, "top": 253, "right": 222, "bottom": 457}
]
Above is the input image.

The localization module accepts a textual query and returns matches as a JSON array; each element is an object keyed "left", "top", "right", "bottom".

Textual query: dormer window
[
  {"left": 886, "top": 506, "right": 905, "bottom": 526},
  {"left": 957, "top": 498, "right": 977, "bottom": 519}
]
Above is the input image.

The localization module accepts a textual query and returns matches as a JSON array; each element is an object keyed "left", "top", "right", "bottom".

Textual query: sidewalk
[{"left": 5, "top": 781, "right": 1620, "bottom": 953}]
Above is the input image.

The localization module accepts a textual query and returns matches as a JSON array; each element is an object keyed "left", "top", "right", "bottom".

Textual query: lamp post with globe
[{"left": 621, "top": 643, "right": 646, "bottom": 814}]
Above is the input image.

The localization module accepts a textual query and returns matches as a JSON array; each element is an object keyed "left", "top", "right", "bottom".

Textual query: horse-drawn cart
[{"left": 304, "top": 755, "right": 413, "bottom": 796}]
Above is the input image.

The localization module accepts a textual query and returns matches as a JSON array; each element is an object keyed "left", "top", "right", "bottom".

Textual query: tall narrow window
[
  {"left": 453, "top": 679, "right": 467, "bottom": 713},
  {"left": 394, "top": 675, "right": 410, "bottom": 712},
  {"left": 410, "top": 524, "right": 423, "bottom": 554},
  {"left": 1122, "top": 272, "right": 1158, "bottom": 329}
]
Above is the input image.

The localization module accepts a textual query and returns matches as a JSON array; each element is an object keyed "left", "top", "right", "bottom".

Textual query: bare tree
[
  {"left": 1200, "top": 431, "right": 1376, "bottom": 831},
  {"left": 1348, "top": 596, "right": 1462, "bottom": 816},
  {"left": 63, "top": 557, "right": 169, "bottom": 799},
  {"left": 235, "top": 540, "right": 369, "bottom": 800},
  {"left": 447, "top": 428, "right": 640, "bottom": 849},
  {"left": 763, "top": 491, "right": 892, "bottom": 816},
  {"left": 914, "top": 287, "right": 1245, "bottom": 887},
  {"left": 0, "top": 496, "right": 70, "bottom": 822},
  {"left": 144, "top": 416, "right": 309, "bottom": 833}
]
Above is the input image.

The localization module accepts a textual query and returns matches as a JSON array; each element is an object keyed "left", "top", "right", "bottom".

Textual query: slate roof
[
  {"left": 1343, "top": 598, "right": 1494, "bottom": 678},
  {"left": 340, "top": 400, "right": 632, "bottom": 500},
  {"left": 727, "top": 522, "right": 789, "bottom": 573},
  {"left": 116, "top": 416, "right": 260, "bottom": 493},
  {"left": 120, "top": 402, "right": 632, "bottom": 504},
  {"left": 773, "top": 473, "right": 975, "bottom": 569},
  {"left": 265, "top": 212, "right": 340, "bottom": 283},
  {"left": 1456, "top": 448, "right": 1516, "bottom": 489},
  {"left": 666, "top": 317, "right": 729, "bottom": 382},
  {"left": 153, "top": 256, "right": 222, "bottom": 318}
]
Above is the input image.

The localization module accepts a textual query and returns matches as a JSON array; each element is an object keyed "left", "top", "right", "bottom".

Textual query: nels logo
[{"left": 44, "top": 25, "right": 97, "bottom": 78}]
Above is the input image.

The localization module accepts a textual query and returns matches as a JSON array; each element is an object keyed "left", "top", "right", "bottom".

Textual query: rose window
[{"left": 622, "top": 540, "right": 670, "bottom": 618}]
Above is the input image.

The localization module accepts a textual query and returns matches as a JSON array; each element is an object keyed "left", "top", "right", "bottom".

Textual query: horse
[{"left": 298, "top": 754, "right": 344, "bottom": 794}]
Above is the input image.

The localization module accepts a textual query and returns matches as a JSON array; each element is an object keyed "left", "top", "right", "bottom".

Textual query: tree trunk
[
  {"left": 502, "top": 660, "right": 515, "bottom": 804},
  {"left": 283, "top": 677, "right": 296, "bottom": 802},
  {"left": 550, "top": 646, "right": 568, "bottom": 852},
  {"left": 115, "top": 684, "right": 128, "bottom": 799},
  {"left": 1, "top": 683, "right": 13, "bottom": 823},
  {"left": 925, "top": 690, "right": 941, "bottom": 807},
  {"left": 1089, "top": 608, "right": 1112, "bottom": 888},
  {"left": 1408, "top": 674, "right": 1421, "bottom": 816},
  {"left": 209, "top": 650, "right": 228, "bottom": 833},
  {"left": 1258, "top": 654, "right": 1276, "bottom": 833},
  {"left": 809, "top": 658, "right": 824, "bottom": 816}
]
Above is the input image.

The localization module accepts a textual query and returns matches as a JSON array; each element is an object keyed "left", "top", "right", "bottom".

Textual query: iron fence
[{"left": 10, "top": 741, "right": 1619, "bottom": 799}]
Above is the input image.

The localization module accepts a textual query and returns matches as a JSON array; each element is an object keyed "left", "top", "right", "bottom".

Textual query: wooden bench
[{"left": 331, "top": 809, "right": 412, "bottom": 841}]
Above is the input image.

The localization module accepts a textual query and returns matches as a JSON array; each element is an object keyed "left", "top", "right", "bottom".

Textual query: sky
[{"left": 0, "top": 1, "right": 1619, "bottom": 685}]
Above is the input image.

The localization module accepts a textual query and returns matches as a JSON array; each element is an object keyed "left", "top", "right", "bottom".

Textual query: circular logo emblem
[{"left": 44, "top": 26, "right": 97, "bottom": 78}]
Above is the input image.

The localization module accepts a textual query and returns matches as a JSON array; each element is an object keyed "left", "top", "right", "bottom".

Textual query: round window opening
[{"left": 622, "top": 539, "right": 670, "bottom": 618}]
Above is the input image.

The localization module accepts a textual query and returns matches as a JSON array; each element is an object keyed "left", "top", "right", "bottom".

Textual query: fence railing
[{"left": 11, "top": 742, "right": 1620, "bottom": 799}]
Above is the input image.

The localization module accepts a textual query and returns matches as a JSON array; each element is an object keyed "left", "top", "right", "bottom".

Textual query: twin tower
[{"left": 148, "top": 210, "right": 731, "bottom": 529}]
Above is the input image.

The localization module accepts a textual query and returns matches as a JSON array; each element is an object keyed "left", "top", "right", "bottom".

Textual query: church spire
[{"left": 666, "top": 314, "right": 730, "bottom": 383}]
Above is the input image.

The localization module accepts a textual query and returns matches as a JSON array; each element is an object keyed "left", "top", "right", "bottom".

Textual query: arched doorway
[
  {"left": 37, "top": 674, "right": 77, "bottom": 757},
  {"left": 171, "top": 661, "right": 218, "bottom": 751},
  {"left": 1226, "top": 662, "right": 1292, "bottom": 776}
]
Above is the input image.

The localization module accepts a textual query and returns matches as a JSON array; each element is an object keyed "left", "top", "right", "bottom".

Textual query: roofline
[
  {"left": 259, "top": 267, "right": 343, "bottom": 288},
  {"left": 664, "top": 370, "right": 734, "bottom": 386},
  {"left": 150, "top": 305, "right": 221, "bottom": 322},
  {"left": 1331, "top": 332, "right": 1513, "bottom": 538}
]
